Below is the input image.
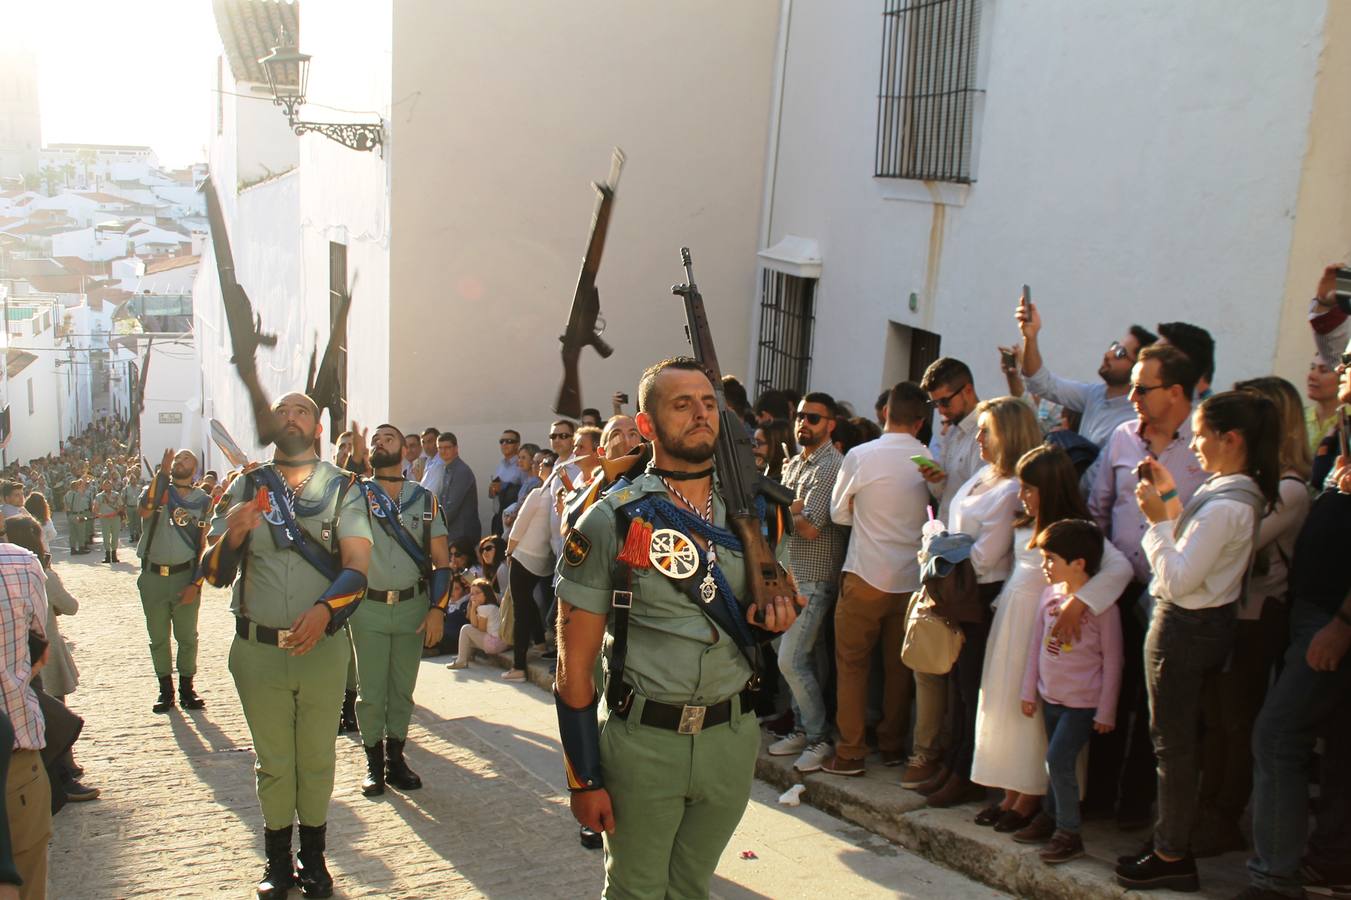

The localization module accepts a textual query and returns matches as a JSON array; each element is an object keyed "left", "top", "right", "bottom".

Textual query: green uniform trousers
[
  {"left": 99, "top": 518, "right": 119, "bottom": 553},
  {"left": 599, "top": 696, "right": 759, "bottom": 899},
  {"left": 67, "top": 515, "right": 86, "bottom": 549},
  {"left": 350, "top": 594, "right": 428, "bottom": 743},
  {"left": 136, "top": 569, "right": 200, "bottom": 677},
  {"left": 229, "top": 628, "right": 349, "bottom": 829}
]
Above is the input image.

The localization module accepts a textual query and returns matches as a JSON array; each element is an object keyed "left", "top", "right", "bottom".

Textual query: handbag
[
  {"left": 901, "top": 587, "right": 964, "bottom": 675},
  {"left": 498, "top": 583, "right": 516, "bottom": 649}
]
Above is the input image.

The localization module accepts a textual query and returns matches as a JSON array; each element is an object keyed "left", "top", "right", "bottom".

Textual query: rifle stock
[
  {"left": 554, "top": 149, "right": 624, "bottom": 417},
  {"left": 670, "top": 248, "right": 800, "bottom": 625}
]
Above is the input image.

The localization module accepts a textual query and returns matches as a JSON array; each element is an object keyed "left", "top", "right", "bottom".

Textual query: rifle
[
  {"left": 670, "top": 248, "right": 800, "bottom": 624},
  {"left": 123, "top": 336, "right": 153, "bottom": 447},
  {"left": 555, "top": 148, "right": 624, "bottom": 418},
  {"left": 201, "top": 177, "right": 279, "bottom": 445}
]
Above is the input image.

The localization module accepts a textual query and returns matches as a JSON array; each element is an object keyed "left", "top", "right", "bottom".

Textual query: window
[
  {"left": 875, "top": 0, "right": 982, "bottom": 183},
  {"left": 755, "top": 270, "right": 817, "bottom": 397}
]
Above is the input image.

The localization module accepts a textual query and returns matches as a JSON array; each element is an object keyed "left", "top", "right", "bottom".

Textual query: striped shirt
[{"left": 0, "top": 544, "right": 48, "bottom": 751}]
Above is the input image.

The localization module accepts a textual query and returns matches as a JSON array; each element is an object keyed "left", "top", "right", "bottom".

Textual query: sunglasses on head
[
  {"left": 793, "top": 411, "right": 833, "bottom": 425},
  {"left": 499, "top": 438, "right": 519, "bottom": 445}
]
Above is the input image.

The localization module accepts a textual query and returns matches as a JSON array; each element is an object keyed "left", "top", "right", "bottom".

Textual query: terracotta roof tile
[
  {"left": 214, "top": 0, "right": 300, "bottom": 85},
  {"left": 144, "top": 255, "right": 200, "bottom": 275}
]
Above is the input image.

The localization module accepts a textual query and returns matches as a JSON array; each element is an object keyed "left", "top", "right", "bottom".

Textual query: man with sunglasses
[
  {"left": 1084, "top": 343, "right": 1206, "bottom": 829},
  {"left": 919, "top": 357, "right": 984, "bottom": 522},
  {"left": 489, "top": 429, "right": 525, "bottom": 535},
  {"left": 1016, "top": 293, "right": 1156, "bottom": 449}
]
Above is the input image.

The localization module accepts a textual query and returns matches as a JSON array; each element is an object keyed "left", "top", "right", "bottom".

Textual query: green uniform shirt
[
  {"left": 137, "top": 484, "right": 212, "bottom": 564},
  {"left": 554, "top": 471, "right": 789, "bottom": 707},
  {"left": 207, "top": 462, "right": 373, "bottom": 629},
  {"left": 93, "top": 491, "right": 122, "bottom": 517},
  {"left": 64, "top": 489, "right": 91, "bottom": 514},
  {"left": 121, "top": 482, "right": 142, "bottom": 509},
  {"left": 364, "top": 480, "right": 448, "bottom": 591}
]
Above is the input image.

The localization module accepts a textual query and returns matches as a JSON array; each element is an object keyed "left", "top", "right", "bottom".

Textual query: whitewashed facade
[{"left": 752, "top": 0, "right": 1351, "bottom": 411}]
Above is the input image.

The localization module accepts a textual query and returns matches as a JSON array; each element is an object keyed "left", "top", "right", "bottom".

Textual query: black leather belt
[
  {"left": 143, "top": 560, "right": 194, "bottom": 577},
  {"left": 236, "top": 617, "right": 285, "bottom": 646},
  {"left": 369, "top": 582, "right": 424, "bottom": 604},
  {"left": 613, "top": 689, "right": 752, "bottom": 735}
]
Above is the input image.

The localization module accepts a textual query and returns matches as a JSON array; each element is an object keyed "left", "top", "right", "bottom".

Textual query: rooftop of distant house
[
  {"left": 44, "top": 143, "right": 155, "bottom": 154},
  {"left": 214, "top": 0, "right": 301, "bottom": 85},
  {"left": 144, "top": 255, "right": 200, "bottom": 275}
]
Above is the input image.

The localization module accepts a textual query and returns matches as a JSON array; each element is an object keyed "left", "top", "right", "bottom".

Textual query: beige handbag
[{"left": 901, "top": 587, "right": 964, "bottom": 675}]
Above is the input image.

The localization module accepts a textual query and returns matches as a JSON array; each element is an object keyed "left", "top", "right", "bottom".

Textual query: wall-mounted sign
[{"left": 158, "top": 412, "right": 183, "bottom": 424}]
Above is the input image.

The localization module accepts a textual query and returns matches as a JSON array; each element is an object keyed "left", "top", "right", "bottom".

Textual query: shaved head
[{"left": 274, "top": 392, "right": 320, "bottom": 417}]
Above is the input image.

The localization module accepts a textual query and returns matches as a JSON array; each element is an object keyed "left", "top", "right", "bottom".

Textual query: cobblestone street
[{"left": 43, "top": 535, "right": 1002, "bottom": 899}]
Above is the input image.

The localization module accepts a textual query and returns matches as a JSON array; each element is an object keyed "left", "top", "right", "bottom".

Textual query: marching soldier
[
  {"left": 64, "top": 476, "right": 92, "bottom": 554},
  {"left": 137, "top": 449, "right": 212, "bottom": 713},
  {"left": 554, "top": 359, "right": 800, "bottom": 898},
  {"left": 200, "top": 393, "right": 372, "bottom": 900},
  {"left": 122, "top": 471, "right": 144, "bottom": 544},
  {"left": 93, "top": 478, "right": 124, "bottom": 563},
  {"left": 346, "top": 423, "right": 452, "bottom": 797}
]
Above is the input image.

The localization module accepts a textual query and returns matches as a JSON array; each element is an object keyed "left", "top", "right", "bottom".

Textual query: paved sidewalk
[{"left": 44, "top": 548, "right": 1004, "bottom": 899}]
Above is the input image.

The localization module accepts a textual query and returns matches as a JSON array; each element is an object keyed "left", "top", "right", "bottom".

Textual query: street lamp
[{"left": 259, "top": 34, "right": 384, "bottom": 155}]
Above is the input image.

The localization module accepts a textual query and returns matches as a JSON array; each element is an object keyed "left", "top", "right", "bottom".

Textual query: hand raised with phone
[{"left": 1014, "top": 286, "right": 1040, "bottom": 341}]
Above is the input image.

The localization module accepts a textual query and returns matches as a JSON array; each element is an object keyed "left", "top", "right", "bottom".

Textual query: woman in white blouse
[
  {"left": 925, "top": 397, "right": 1043, "bottom": 809},
  {"left": 1116, "top": 390, "right": 1281, "bottom": 893}
]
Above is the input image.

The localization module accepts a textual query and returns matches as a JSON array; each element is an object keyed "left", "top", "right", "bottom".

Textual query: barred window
[
  {"left": 875, "top": 0, "right": 982, "bottom": 183},
  {"left": 755, "top": 270, "right": 816, "bottom": 397}
]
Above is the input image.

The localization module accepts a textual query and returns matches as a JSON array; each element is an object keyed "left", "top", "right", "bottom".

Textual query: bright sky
[{"left": 10, "top": 0, "right": 220, "bottom": 168}]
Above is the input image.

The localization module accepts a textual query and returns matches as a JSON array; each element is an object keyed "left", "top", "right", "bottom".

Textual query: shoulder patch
[{"left": 563, "top": 529, "right": 592, "bottom": 567}]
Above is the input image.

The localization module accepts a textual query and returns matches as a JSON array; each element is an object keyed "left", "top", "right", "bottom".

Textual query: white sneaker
[
  {"left": 768, "top": 732, "right": 808, "bottom": 757},
  {"left": 793, "top": 741, "right": 832, "bottom": 773}
]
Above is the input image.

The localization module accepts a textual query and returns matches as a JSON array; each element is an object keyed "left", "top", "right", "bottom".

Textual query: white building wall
[
  {"left": 385, "top": 0, "right": 778, "bottom": 493},
  {"left": 137, "top": 336, "right": 203, "bottom": 463},
  {"left": 234, "top": 85, "right": 299, "bottom": 188},
  {"left": 764, "top": 0, "right": 1329, "bottom": 411},
  {"left": 50, "top": 227, "right": 132, "bottom": 261}
]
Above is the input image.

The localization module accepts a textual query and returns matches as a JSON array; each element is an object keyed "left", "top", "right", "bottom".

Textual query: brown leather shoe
[
  {"left": 1013, "top": 811, "right": 1057, "bottom": 844},
  {"left": 821, "top": 754, "right": 866, "bottom": 777},
  {"left": 925, "top": 773, "right": 984, "bottom": 808},
  {"left": 913, "top": 765, "right": 952, "bottom": 795},
  {"left": 901, "top": 758, "right": 943, "bottom": 789},
  {"left": 1039, "top": 829, "right": 1085, "bottom": 864}
]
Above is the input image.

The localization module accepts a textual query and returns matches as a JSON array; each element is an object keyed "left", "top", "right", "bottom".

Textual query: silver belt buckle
[
  {"left": 385, "top": 590, "right": 399, "bottom": 605},
  {"left": 677, "top": 704, "right": 707, "bottom": 735}
]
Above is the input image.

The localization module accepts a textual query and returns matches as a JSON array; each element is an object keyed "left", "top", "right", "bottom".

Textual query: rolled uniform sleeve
[
  {"left": 554, "top": 501, "right": 619, "bottom": 616},
  {"left": 206, "top": 476, "right": 244, "bottom": 540},
  {"left": 335, "top": 478, "right": 373, "bottom": 546}
]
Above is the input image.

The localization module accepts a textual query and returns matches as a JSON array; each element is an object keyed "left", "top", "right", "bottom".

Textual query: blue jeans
[
  {"left": 1249, "top": 600, "right": 1351, "bottom": 896},
  {"left": 778, "top": 579, "right": 835, "bottom": 743},
  {"left": 1042, "top": 702, "right": 1095, "bottom": 834}
]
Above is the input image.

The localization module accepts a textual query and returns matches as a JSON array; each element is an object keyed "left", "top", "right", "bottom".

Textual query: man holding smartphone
[{"left": 918, "top": 358, "right": 983, "bottom": 522}]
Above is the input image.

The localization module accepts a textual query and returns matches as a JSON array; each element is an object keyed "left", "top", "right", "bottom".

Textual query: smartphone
[
  {"left": 911, "top": 454, "right": 943, "bottom": 472},
  {"left": 1000, "top": 348, "right": 1017, "bottom": 369},
  {"left": 1135, "top": 455, "right": 1155, "bottom": 483},
  {"left": 617, "top": 392, "right": 630, "bottom": 404},
  {"left": 1021, "top": 283, "right": 1032, "bottom": 305}
]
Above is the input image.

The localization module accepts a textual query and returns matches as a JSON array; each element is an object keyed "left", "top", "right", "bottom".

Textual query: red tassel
[{"left": 617, "top": 517, "right": 654, "bottom": 569}]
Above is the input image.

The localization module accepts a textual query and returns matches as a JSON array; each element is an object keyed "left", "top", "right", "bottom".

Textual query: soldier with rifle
[
  {"left": 553, "top": 251, "right": 803, "bottom": 898},
  {"left": 344, "top": 422, "right": 453, "bottom": 798},
  {"left": 136, "top": 448, "right": 211, "bottom": 713}
]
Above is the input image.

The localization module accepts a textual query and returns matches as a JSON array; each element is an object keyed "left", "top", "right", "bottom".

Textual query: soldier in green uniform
[
  {"left": 93, "top": 478, "right": 124, "bottom": 562},
  {"left": 554, "top": 359, "right": 800, "bottom": 899},
  {"left": 345, "top": 423, "right": 452, "bottom": 797},
  {"left": 201, "top": 392, "right": 372, "bottom": 900},
  {"left": 137, "top": 448, "right": 212, "bottom": 713},
  {"left": 123, "top": 471, "right": 144, "bottom": 543},
  {"left": 63, "top": 476, "right": 92, "bottom": 554}
]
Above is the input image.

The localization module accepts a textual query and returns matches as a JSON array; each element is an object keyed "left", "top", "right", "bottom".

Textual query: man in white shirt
[
  {"left": 823, "top": 383, "right": 933, "bottom": 778},
  {"left": 918, "top": 358, "right": 983, "bottom": 522},
  {"left": 417, "top": 428, "right": 445, "bottom": 492}
]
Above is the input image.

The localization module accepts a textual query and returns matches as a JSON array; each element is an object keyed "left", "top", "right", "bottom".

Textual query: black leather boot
[
  {"left": 257, "top": 825, "right": 294, "bottom": 899},
  {"left": 337, "top": 690, "right": 358, "bottom": 734},
  {"left": 179, "top": 676, "right": 206, "bottom": 710},
  {"left": 384, "top": 737, "right": 422, "bottom": 791},
  {"left": 295, "top": 824, "right": 333, "bottom": 898},
  {"left": 152, "top": 675, "right": 175, "bottom": 714},
  {"left": 361, "top": 744, "right": 385, "bottom": 797}
]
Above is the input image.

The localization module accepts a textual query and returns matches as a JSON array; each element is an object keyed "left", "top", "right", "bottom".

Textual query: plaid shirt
[
  {"left": 0, "top": 544, "right": 47, "bottom": 751},
  {"left": 780, "top": 442, "right": 847, "bottom": 584}
]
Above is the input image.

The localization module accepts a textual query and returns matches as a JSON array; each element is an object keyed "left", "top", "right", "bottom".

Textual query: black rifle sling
[{"left": 605, "top": 562, "right": 634, "bottom": 714}]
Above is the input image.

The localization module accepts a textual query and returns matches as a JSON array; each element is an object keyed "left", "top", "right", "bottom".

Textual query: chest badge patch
[
  {"left": 649, "top": 529, "right": 698, "bottom": 580},
  {"left": 172, "top": 507, "right": 194, "bottom": 527},
  {"left": 563, "top": 529, "right": 592, "bottom": 567}
]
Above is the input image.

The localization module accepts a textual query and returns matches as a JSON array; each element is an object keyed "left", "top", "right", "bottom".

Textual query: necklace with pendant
[{"left": 661, "top": 477, "right": 720, "bottom": 604}]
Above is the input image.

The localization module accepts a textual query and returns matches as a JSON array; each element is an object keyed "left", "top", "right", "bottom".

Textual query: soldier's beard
[
  {"left": 651, "top": 417, "right": 716, "bottom": 464},
  {"left": 370, "top": 449, "right": 402, "bottom": 468},
  {"left": 275, "top": 429, "right": 316, "bottom": 455}
]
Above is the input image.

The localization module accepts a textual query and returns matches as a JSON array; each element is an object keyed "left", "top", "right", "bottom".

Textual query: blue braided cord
[{"left": 642, "top": 498, "right": 756, "bottom": 645}]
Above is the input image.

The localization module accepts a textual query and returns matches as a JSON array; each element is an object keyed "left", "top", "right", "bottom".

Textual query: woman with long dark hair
[
  {"left": 1117, "top": 390, "right": 1280, "bottom": 892},
  {"left": 970, "top": 446, "right": 1131, "bottom": 834},
  {"left": 752, "top": 419, "right": 796, "bottom": 481}
]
